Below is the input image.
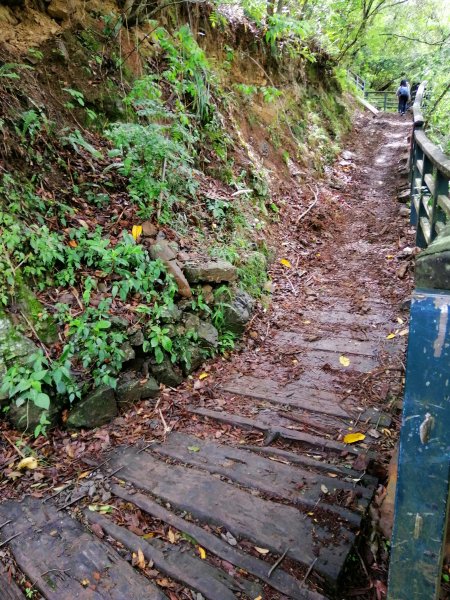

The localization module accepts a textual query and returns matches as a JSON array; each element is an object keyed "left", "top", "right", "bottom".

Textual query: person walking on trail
[{"left": 396, "top": 79, "right": 410, "bottom": 115}]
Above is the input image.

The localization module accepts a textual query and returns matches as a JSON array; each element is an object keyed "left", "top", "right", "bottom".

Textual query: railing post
[
  {"left": 387, "top": 289, "right": 450, "bottom": 600},
  {"left": 384, "top": 93, "right": 387, "bottom": 111},
  {"left": 416, "top": 156, "right": 432, "bottom": 248},
  {"left": 410, "top": 140, "right": 421, "bottom": 226}
]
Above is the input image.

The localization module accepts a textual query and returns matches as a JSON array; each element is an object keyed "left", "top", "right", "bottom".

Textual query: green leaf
[
  {"left": 154, "top": 346, "right": 164, "bottom": 364},
  {"left": 188, "top": 445, "right": 200, "bottom": 452},
  {"left": 33, "top": 392, "right": 50, "bottom": 410}
]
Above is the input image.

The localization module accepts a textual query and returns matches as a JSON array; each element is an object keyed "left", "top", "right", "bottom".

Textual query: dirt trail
[{"left": 0, "top": 112, "right": 415, "bottom": 600}]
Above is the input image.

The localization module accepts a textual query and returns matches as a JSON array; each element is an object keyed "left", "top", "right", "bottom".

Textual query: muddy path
[{"left": 0, "top": 112, "right": 415, "bottom": 600}]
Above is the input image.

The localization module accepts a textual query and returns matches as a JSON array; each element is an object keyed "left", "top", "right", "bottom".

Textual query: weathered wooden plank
[
  {"left": 388, "top": 292, "right": 450, "bottom": 600},
  {"left": 241, "top": 445, "right": 377, "bottom": 485},
  {"left": 220, "top": 376, "right": 350, "bottom": 417},
  {"left": 189, "top": 406, "right": 362, "bottom": 454},
  {"left": 110, "top": 484, "right": 327, "bottom": 600},
  {"left": 108, "top": 447, "right": 356, "bottom": 585},
  {"left": 0, "top": 571, "right": 26, "bottom": 600},
  {"left": 84, "top": 510, "right": 258, "bottom": 600},
  {"left": 273, "top": 331, "right": 377, "bottom": 356},
  {"left": 151, "top": 432, "right": 372, "bottom": 524},
  {"left": 415, "top": 128, "right": 450, "bottom": 178},
  {"left": 0, "top": 498, "right": 166, "bottom": 600},
  {"left": 301, "top": 310, "right": 386, "bottom": 327},
  {"left": 300, "top": 350, "right": 377, "bottom": 373}
]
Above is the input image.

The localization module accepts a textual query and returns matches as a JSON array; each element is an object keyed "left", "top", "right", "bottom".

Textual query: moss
[{"left": 15, "top": 279, "right": 58, "bottom": 345}]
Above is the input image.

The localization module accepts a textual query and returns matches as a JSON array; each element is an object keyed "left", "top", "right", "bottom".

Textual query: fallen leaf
[
  {"left": 93, "top": 572, "right": 101, "bottom": 581},
  {"left": 198, "top": 546, "right": 206, "bottom": 559},
  {"left": 68, "top": 240, "right": 78, "bottom": 248},
  {"left": 81, "top": 579, "right": 90, "bottom": 587},
  {"left": 254, "top": 546, "right": 269, "bottom": 555},
  {"left": 17, "top": 457, "right": 38, "bottom": 471},
  {"left": 137, "top": 548, "right": 146, "bottom": 569},
  {"left": 254, "top": 596, "right": 263, "bottom": 600},
  {"left": 132, "top": 225, "right": 143, "bottom": 240},
  {"left": 77, "top": 471, "right": 91, "bottom": 479},
  {"left": 168, "top": 529, "right": 177, "bottom": 544},
  {"left": 399, "top": 328, "right": 409, "bottom": 336},
  {"left": 280, "top": 258, "right": 292, "bottom": 268},
  {"left": 188, "top": 445, "right": 200, "bottom": 452},
  {"left": 320, "top": 484, "right": 329, "bottom": 494},
  {"left": 344, "top": 432, "right": 366, "bottom": 444},
  {"left": 327, "top": 472, "right": 338, "bottom": 478},
  {"left": 198, "top": 372, "right": 209, "bottom": 380},
  {"left": 386, "top": 333, "right": 396, "bottom": 339},
  {"left": 339, "top": 355, "right": 350, "bottom": 367}
]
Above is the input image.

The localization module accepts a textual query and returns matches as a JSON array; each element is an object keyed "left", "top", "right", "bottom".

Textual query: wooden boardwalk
[{"left": 0, "top": 115, "right": 412, "bottom": 599}]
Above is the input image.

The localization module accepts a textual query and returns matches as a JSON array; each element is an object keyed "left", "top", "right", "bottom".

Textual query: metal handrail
[{"left": 388, "top": 82, "right": 450, "bottom": 600}]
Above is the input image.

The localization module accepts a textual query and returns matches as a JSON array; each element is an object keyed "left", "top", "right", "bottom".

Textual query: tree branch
[{"left": 379, "top": 32, "right": 450, "bottom": 46}]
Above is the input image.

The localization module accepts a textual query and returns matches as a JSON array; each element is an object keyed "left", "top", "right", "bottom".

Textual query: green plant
[
  {"left": 63, "top": 87, "right": 86, "bottom": 108},
  {"left": 143, "top": 325, "right": 173, "bottom": 363},
  {"left": 261, "top": 86, "right": 283, "bottom": 103}
]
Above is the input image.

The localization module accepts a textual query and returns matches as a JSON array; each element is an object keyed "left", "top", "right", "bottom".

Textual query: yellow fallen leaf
[
  {"left": 77, "top": 470, "right": 91, "bottom": 480},
  {"left": 68, "top": 240, "right": 78, "bottom": 248},
  {"left": 399, "top": 328, "right": 409, "bottom": 336},
  {"left": 254, "top": 596, "right": 263, "bottom": 600},
  {"left": 386, "top": 255, "right": 394, "bottom": 259},
  {"left": 280, "top": 258, "right": 292, "bottom": 268},
  {"left": 386, "top": 333, "right": 396, "bottom": 339},
  {"left": 81, "top": 579, "right": 90, "bottom": 587},
  {"left": 168, "top": 528, "right": 176, "bottom": 544},
  {"left": 397, "top": 317, "right": 404, "bottom": 324},
  {"left": 132, "top": 225, "right": 143, "bottom": 241},
  {"left": 198, "top": 372, "right": 209, "bottom": 380},
  {"left": 254, "top": 546, "right": 269, "bottom": 555},
  {"left": 198, "top": 546, "right": 206, "bottom": 559},
  {"left": 339, "top": 355, "right": 350, "bottom": 367},
  {"left": 137, "top": 548, "right": 146, "bottom": 569},
  {"left": 343, "top": 432, "right": 366, "bottom": 444},
  {"left": 17, "top": 456, "right": 38, "bottom": 471}
]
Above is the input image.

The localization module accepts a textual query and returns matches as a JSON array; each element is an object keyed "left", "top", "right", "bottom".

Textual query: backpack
[{"left": 399, "top": 85, "right": 409, "bottom": 96}]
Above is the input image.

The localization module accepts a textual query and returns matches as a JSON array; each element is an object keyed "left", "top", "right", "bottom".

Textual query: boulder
[
  {"left": 150, "top": 240, "right": 192, "bottom": 298},
  {"left": 184, "top": 260, "right": 237, "bottom": 284},
  {"left": 67, "top": 387, "right": 117, "bottom": 428},
  {"left": 16, "top": 283, "right": 58, "bottom": 345},
  {"left": 182, "top": 345, "right": 205, "bottom": 375},
  {"left": 397, "top": 189, "right": 410, "bottom": 203},
  {"left": 222, "top": 290, "right": 255, "bottom": 334},
  {"left": 141, "top": 220, "right": 157, "bottom": 238},
  {"left": 151, "top": 360, "right": 183, "bottom": 387},
  {"left": 8, "top": 397, "right": 63, "bottom": 432},
  {"left": 416, "top": 225, "right": 450, "bottom": 290}
]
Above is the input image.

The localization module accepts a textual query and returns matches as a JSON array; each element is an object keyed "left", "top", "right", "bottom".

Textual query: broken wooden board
[
  {"left": 151, "top": 432, "right": 374, "bottom": 524},
  {"left": 220, "top": 375, "right": 350, "bottom": 417},
  {"left": 107, "top": 447, "right": 356, "bottom": 585},
  {"left": 110, "top": 484, "right": 326, "bottom": 600},
  {"left": 273, "top": 331, "right": 377, "bottom": 356},
  {"left": 0, "top": 571, "right": 25, "bottom": 600},
  {"left": 189, "top": 406, "right": 365, "bottom": 455},
  {"left": 84, "top": 510, "right": 260, "bottom": 600},
  {"left": 0, "top": 498, "right": 166, "bottom": 600}
]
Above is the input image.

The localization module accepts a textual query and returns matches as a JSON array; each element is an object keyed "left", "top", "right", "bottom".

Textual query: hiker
[{"left": 396, "top": 79, "right": 410, "bottom": 115}]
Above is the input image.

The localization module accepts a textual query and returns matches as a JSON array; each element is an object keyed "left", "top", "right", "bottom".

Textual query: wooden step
[
  {"left": 189, "top": 406, "right": 365, "bottom": 455},
  {"left": 220, "top": 375, "right": 350, "bottom": 417},
  {"left": 107, "top": 446, "right": 357, "bottom": 585},
  {"left": 110, "top": 484, "right": 326, "bottom": 600},
  {"left": 150, "top": 432, "right": 375, "bottom": 524},
  {"left": 0, "top": 570, "right": 26, "bottom": 599},
  {"left": 0, "top": 498, "right": 166, "bottom": 600},
  {"left": 273, "top": 331, "right": 377, "bottom": 356},
  {"left": 84, "top": 510, "right": 260, "bottom": 600}
]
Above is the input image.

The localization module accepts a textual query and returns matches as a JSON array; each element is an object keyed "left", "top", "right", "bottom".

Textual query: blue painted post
[
  {"left": 410, "top": 141, "right": 423, "bottom": 227},
  {"left": 387, "top": 291, "right": 450, "bottom": 600}
]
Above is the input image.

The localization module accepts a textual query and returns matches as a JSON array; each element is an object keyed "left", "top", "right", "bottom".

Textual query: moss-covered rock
[
  {"left": 67, "top": 387, "right": 117, "bottom": 428},
  {"left": 0, "top": 314, "right": 38, "bottom": 401}
]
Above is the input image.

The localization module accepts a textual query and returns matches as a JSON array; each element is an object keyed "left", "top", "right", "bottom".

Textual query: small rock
[
  {"left": 141, "top": 220, "right": 157, "bottom": 238},
  {"left": 67, "top": 387, "right": 117, "bottom": 428},
  {"left": 149, "top": 239, "right": 177, "bottom": 262},
  {"left": 222, "top": 290, "right": 255, "bottom": 334},
  {"left": 48, "top": 0, "right": 75, "bottom": 19},
  {"left": 110, "top": 316, "right": 130, "bottom": 329},
  {"left": 341, "top": 150, "right": 355, "bottom": 161},
  {"left": 201, "top": 284, "right": 214, "bottom": 304},
  {"left": 360, "top": 407, "right": 392, "bottom": 428},
  {"left": 396, "top": 263, "right": 409, "bottom": 279},
  {"left": 140, "top": 378, "right": 160, "bottom": 400},
  {"left": 116, "top": 379, "right": 142, "bottom": 409},
  {"left": 184, "top": 260, "right": 237, "bottom": 284},
  {"left": 397, "top": 189, "right": 410, "bottom": 203},
  {"left": 399, "top": 206, "right": 410, "bottom": 217},
  {"left": 151, "top": 360, "right": 183, "bottom": 387},
  {"left": 160, "top": 304, "right": 182, "bottom": 322},
  {"left": 128, "top": 328, "right": 144, "bottom": 346},
  {"left": 120, "top": 341, "right": 135, "bottom": 362},
  {"left": 150, "top": 241, "right": 191, "bottom": 298}
]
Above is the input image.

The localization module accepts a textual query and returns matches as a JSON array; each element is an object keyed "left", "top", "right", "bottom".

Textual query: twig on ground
[
  {"left": 299, "top": 557, "right": 318, "bottom": 587},
  {"left": 296, "top": 185, "right": 319, "bottom": 224},
  {"left": 2, "top": 433, "right": 25, "bottom": 458},
  {"left": 0, "top": 520, "right": 11, "bottom": 530},
  {"left": 268, "top": 547, "right": 289, "bottom": 578},
  {"left": 0, "top": 532, "right": 22, "bottom": 548}
]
